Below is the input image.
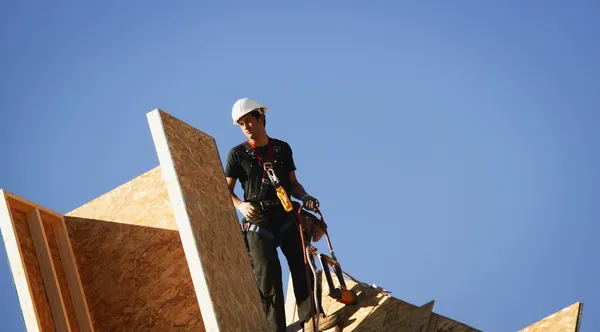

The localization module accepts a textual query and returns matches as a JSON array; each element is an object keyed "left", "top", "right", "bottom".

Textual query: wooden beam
[
  {"left": 48, "top": 212, "right": 94, "bottom": 332},
  {"left": 4, "top": 191, "right": 63, "bottom": 220},
  {"left": 26, "top": 208, "right": 71, "bottom": 332},
  {"left": 147, "top": 109, "right": 269, "bottom": 331},
  {"left": 1, "top": 190, "right": 94, "bottom": 331},
  {"left": 0, "top": 189, "right": 43, "bottom": 332}
]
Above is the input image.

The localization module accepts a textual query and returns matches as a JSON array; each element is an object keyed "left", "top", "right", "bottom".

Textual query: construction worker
[{"left": 225, "top": 98, "right": 328, "bottom": 331}]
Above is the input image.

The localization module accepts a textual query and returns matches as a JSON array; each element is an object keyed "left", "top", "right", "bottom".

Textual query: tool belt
[{"left": 255, "top": 199, "right": 282, "bottom": 210}]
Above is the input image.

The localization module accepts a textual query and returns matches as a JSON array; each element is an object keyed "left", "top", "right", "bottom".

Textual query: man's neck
[{"left": 248, "top": 134, "right": 269, "bottom": 147}]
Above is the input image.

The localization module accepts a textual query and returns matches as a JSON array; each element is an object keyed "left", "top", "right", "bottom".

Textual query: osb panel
[
  {"left": 41, "top": 214, "right": 79, "bottom": 331},
  {"left": 309, "top": 274, "right": 480, "bottom": 332},
  {"left": 68, "top": 166, "right": 177, "bottom": 230},
  {"left": 64, "top": 166, "right": 203, "bottom": 331},
  {"left": 317, "top": 278, "right": 409, "bottom": 331},
  {"left": 149, "top": 110, "right": 268, "bottom": 331},
  {"left": 384, "top": 300, "right": 434, "bottom": 332},
  {"left": 11, "top": 208, "right": 56, "bottom": 331},
  {"left": 426, "top": 313, "right": 481, "bottom": 332},
  {"left": 519, "top": 302, "right": 583, "bottom": 332}
]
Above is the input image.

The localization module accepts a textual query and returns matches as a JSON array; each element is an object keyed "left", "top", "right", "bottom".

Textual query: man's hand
[
  {"left": 302, "top": 194, "right": 320, "bottom": 211},
  {"left": 237, "top": 201, "right": 261, "bottom": 220}
]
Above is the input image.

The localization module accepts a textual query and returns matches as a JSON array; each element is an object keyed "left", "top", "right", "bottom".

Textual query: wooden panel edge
[
  {"left": 0, "top": 189, "right": 43, "bottom": 332},
  {"left": 4, "top": 190, "right": 63, "bottom": 220},
  {"left": 26, "top": 209, "right": 71, "bottom": 332},
  {"left": 147, "top": 109, "right": 217, "bottom": 330},
  {"left": 284, "top": 271, "right": 297, "bottom": 328},
  {"left": 54, "top": 214, "right": 95, "bottom": 332},
  {"left": 575, "top": 302, "right": 583, "bottom": 332}
]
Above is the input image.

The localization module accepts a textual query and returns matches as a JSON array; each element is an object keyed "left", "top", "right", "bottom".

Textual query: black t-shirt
[{"left": 225, "top": 137, "right": 297, "bottom": 204}]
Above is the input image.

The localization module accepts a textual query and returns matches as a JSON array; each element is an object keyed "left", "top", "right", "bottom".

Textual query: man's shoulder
[
  {"left": 226, "top": 142, "right": 251, "bottom": 162},
  {"left": 229, "top": 141, "right": 251, "bottom": 152},
  {"left": 269, "top": 137, "right": 292, "bottom": 149}
]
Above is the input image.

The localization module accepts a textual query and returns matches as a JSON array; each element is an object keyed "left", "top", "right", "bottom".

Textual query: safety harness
[{"left": 242, "top": 137, "right": 295, "bottom": 247}]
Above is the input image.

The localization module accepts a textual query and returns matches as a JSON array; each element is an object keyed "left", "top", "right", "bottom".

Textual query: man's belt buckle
[
  {"left": 259, "top": 201, "right": 269, "bottom": 210},
  {"left": 259, "top": 201, "right": 278, "bottom": 210},
  {"left": 263, "top": 162, "right": 273, "bottom": 170}
]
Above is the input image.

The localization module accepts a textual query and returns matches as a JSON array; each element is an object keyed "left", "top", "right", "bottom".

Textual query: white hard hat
[{"left": 231, "top": 97, "right": 268, "bottom": 125}]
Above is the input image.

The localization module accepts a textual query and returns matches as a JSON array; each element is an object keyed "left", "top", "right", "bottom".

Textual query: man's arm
[
  {"left": 289, "top": 171, "right": 319, "bottom": 210},
  {"left": 289, "top": 171, "right": 308, "bottom": 200},
  {"left": 227, "top": 176, "right": 259, "bottom": 219},
  {"left": 226, "top": 177, "right": 243, "bottom": 208},
  {"left": 284, "top": 142, "right": 319, "bottom": 210},
  {"left": 224, "top": 148, "right": 259, "bottom": 219}
]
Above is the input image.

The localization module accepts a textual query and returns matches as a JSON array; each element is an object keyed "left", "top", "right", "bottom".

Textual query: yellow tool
[{"left": 263, "top": 162, "right": 293, "bottom": 212}]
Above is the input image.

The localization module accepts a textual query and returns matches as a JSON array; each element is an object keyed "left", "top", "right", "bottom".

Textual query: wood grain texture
[
  {"left": 67, "top": 166, "right": 178, "bottom": 230},
  {"left": 385, "top": 300, "right": 434, "bottom": 332},
  {"left": 41, "top": 213, "right": 79, "bottom": 332},
  {"left": 147, "top": 109, "right": 268, "bottom": 331},
  {"left": 0, "top": 190, "right": 95, "bottom": 332},
  {"left": 519, "top": 302, "right": 583, "bottom": 332},
  {"left": 425, "top": 313, "right": 481, "bottom": 332},
  {"left": 285, "top": 271, "right": 481, "bottom": 332},
  {"left": 50, "top": 211, "right": 95, "bottom": 332},
  {"left": 6, "top": 199, "right": 56, "bottom": 331},
  {"left": 0, "top": 190, "right": 44, "bottom": 332},
  {"left": 26, "top": 208, "right": 71, "bottom": 332},
  {"left": 65, "top": 166, "right": 203, "bottom": 331}
]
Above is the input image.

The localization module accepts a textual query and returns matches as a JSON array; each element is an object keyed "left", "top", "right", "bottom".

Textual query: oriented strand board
[
  {"left": 41, "top": 212, "right": 79, "bottom": 331},
  {"left": 0, "top": 191, "right": 54, "bottom": 331},
  {"left": 385, "top": 300, "right": 434, "bottom": 331},
  {"left": 0, "top": 190, "right": 93, "bottom": 332},
  {"left": 519, "top": 302, "right": 583, "bottom": 332},
  {"left": 147, "top": 109, "right": 269, "bottom": 331},
  {"left": 285, "top": 270, "right": 481, "bottom": 332},
  {"left": 65, "top": 166, "right": 203, "bottom": 331},
  {"left": 426, "top": 313, "right": 481, "bottom": 332}
]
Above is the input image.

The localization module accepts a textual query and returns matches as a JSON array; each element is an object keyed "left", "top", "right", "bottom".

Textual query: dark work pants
[{"left": 244, "top": 213, "right": 315, "bottom": 332}]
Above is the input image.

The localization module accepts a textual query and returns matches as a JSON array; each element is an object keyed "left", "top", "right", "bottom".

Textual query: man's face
[{"left": 237, "top": 112, "right": 264, "bottom": 140}]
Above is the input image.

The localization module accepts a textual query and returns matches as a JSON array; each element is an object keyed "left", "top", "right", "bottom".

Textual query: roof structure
[
  {"left": 285, "top": 271, "right": 480, "bottom": 331},
  {"left": 0, "top": 109, "right": 585, "bottom": 331},
  {"left": 519, "top": 302, "right": 583, "bottom": 332}
]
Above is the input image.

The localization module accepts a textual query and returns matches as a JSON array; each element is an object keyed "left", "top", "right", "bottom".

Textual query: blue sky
[{"left": 1, "top": 1, "right": 598, "bottom": 331}]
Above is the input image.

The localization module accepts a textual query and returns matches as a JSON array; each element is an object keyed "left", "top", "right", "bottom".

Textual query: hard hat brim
[{"left": 232, "top": 106, "right": 269, "bottom": 125}]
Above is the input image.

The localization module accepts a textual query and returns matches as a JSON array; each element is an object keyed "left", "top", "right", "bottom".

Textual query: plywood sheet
[
  {"left": 0, "top": 190, "right": 53, "bottom": 332},
  {"left": 65, "top": 166, "right": 203, "bottom": 331},
  {"left": 426, "top": 313, "right": 481, "bottom": 332},
  {"left": 67, "top": 166, "right": 177, "bottom": 230},
  {"left": 286, "top": 270, "right": 481, "bottom": 332},
  {"left": 41, "top": 212, "right": 80, "bottom": 331},
  {"left": 385, "top": 300, "right": 434, "bottom": 332},
  {"left": 147, "top": 109, "right": 269, "bottom": 331},
  {"left": 519, "top": 302, "right": 583, "bottom": 332}
]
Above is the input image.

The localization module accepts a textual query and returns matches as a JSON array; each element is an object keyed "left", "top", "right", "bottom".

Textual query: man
[{"left": 225, "top": 97, "right": 327, "bottom": 331}]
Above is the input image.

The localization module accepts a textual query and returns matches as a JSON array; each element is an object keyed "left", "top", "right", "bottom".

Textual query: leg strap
[
  {"left": 248, "top": 224, "right": 275, "bottom": 242},
  {"left": 247, "top": 219, "right": 295, "bottom": 247}
]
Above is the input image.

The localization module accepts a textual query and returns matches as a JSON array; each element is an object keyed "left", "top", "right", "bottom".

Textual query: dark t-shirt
[{"left": 225, "top": 137, "right": 296, "bottom": 229}]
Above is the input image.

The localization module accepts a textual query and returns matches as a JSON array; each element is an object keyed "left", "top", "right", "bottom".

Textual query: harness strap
[
  {"left": 246, "top": 137, "right": 274, "bottom": 180},
  {"left": 248, "top": 224, "right": 275, "bottom": 241},
  {"left": 246, "top": 218, "right": 294, "bottom": 247}
]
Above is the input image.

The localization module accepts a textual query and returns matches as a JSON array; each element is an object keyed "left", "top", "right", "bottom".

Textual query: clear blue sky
[{"left": 1, "top": 1, "right": 598, "bottom": 331}]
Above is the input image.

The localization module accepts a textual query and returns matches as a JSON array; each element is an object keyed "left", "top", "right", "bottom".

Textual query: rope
[{"left": 306, "top": 247, "right": 320, "bottom": 330}]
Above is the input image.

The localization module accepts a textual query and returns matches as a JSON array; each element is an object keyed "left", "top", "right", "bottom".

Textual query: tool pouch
[{"left": 292, "top": 201, "right": 326, "bottom": 242}]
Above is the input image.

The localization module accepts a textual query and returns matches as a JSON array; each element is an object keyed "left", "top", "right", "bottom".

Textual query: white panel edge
[{"left": 146, "top": 109, "right": 220, "bottom": 332}]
